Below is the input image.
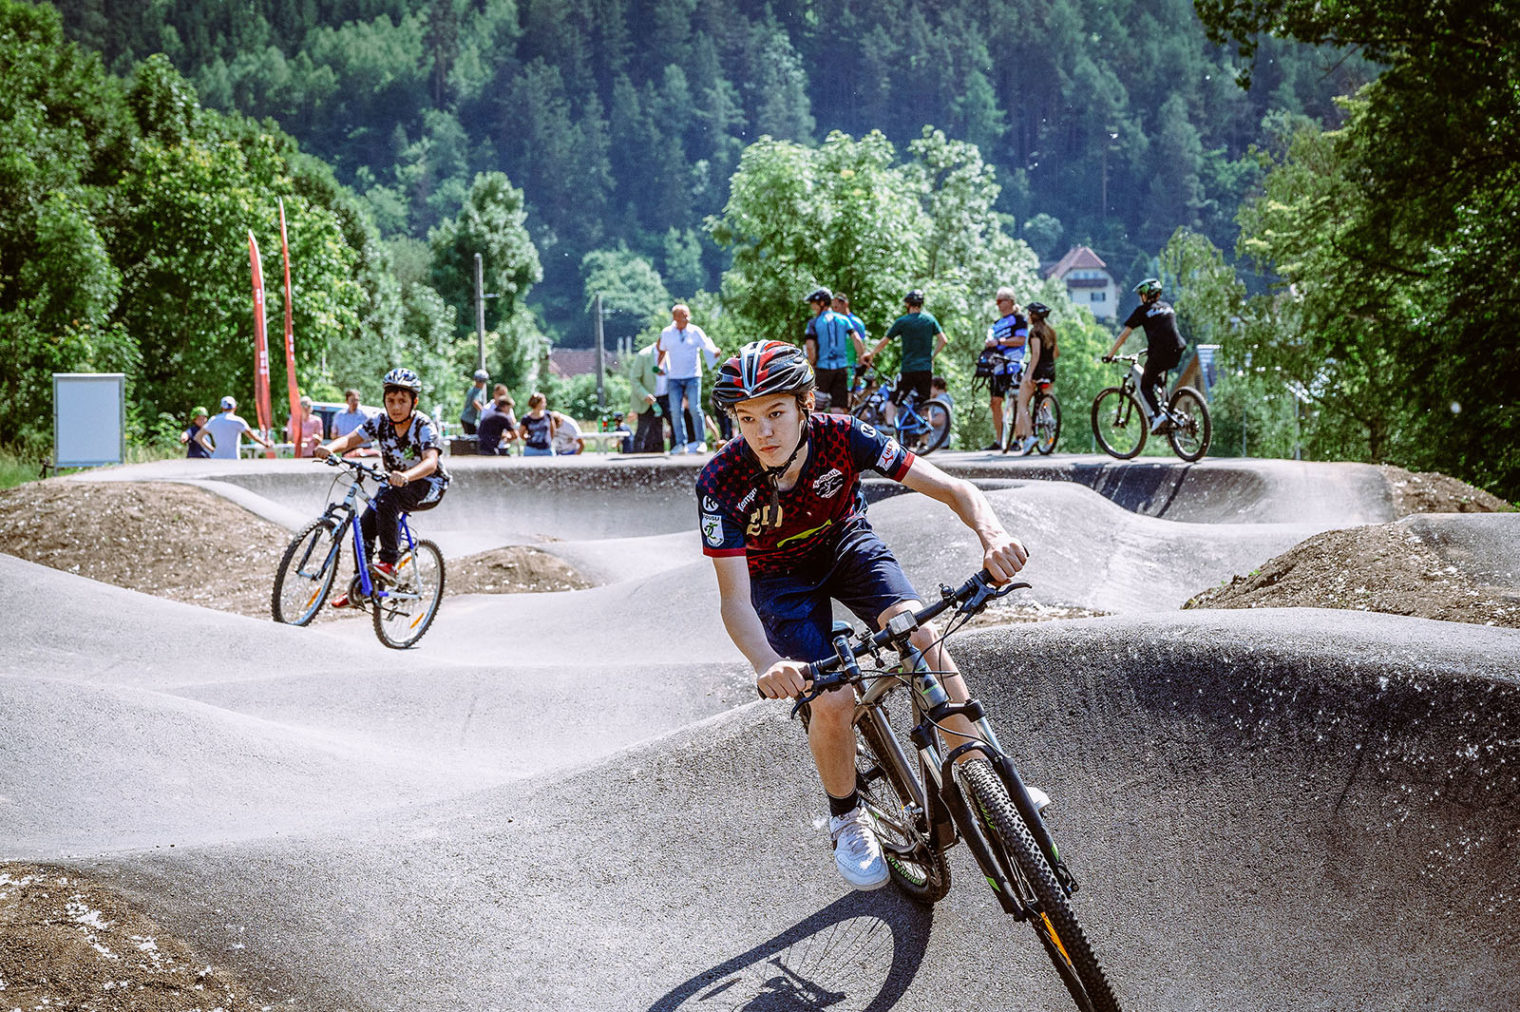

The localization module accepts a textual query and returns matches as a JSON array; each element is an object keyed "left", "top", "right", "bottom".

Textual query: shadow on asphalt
[{"left": 648, "top": 890, "right": 933, "bottom": 1011}]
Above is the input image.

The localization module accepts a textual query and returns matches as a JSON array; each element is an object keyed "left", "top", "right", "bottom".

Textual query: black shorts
[
  {"left": 891, "top": 370, "right": 933, "bottom": 406},
  {"left": 989, "top": 367, "right": 1022, "bottom": 398},
  {"left": 815, "top": 367, "right": 850, "bottom": 411}
]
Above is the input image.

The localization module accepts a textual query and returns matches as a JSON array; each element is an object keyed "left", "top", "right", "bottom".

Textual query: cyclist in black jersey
[
  {"left": 1104, "top": 278, "right": 1188, "bottom": 433},
  {"left": 698, "top": 340, "right": 1032, "bottom": 890}
]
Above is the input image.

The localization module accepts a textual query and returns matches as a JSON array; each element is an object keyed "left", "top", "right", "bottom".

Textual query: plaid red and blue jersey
[{"left": 696, "top": 413, "right": 914, "bottom": 578}]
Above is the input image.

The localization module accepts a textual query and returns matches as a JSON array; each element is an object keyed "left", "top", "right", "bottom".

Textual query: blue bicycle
[
  {"left": 850, "top": 371, "right": 954, "bottom": 454},
  {"left": 271, "top": 456, "right": 446, "bottom": 649}
]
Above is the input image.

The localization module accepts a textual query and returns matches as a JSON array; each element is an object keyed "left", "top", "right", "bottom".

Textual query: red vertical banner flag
[
  {"left": 278, "top": 199, "right": 304, "bottom": 454},
  {"left": 248, "top": 231, "right": 275, "bottom": 457}
]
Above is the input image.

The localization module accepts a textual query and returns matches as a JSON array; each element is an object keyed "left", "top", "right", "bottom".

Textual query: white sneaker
[
  {"left": 687, "top": 441, "right": 707, "bottom": 454},
  {"left": 1149, "top": 412, "right": 1169, "bottom": 434},
  {"left": 1019, "top": 436, "right": 1038, "bottom": 456},
  {"left": 1028, "top": 785, "right": 1052, "bottom": 812},
  {"left": 829, "top": 806, "right": 890, "bottom": 890}
]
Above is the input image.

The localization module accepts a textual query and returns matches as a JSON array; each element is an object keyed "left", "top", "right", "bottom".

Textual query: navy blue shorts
[{"left": 750, "top": 524, "right": 920, "bottom": 665}]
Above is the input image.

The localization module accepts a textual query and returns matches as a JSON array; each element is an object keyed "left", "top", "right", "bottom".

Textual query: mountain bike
[
  {"left": 1090, "top": 353, "right": 1210, "bottom": 461},
  {"left": 999, "top": 380, "right": 1062, "bottom": 456},
  {"left": 270, "top": 456, "right": 446, "bottom": 649},
  {"left": 851, "top": 373, "right": 953, "bottom": 455},
  {"left": 789, "top": 571, "right": 1121, "bottom": 1012}
]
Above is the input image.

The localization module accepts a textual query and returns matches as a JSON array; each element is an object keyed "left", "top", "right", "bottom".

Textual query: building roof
[
  {"left": 1044, "top": 245, "right": 1110, "bottom": 280},
  {"left": 548, "top": 349, "right": 621, "bottom": 378}
]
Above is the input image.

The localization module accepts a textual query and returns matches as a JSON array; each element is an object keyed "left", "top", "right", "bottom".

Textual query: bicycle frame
[
  {"left": 309, "top": 463, "right": 418, "bottom": 602},
  {"left": 855, "top": 650, "right": 1076, "bottom": 919}
]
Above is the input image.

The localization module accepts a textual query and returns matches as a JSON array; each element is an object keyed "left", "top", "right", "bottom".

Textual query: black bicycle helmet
[
  {"left": 805, "top": 287, "right": 833, "bottom": 304},
  {"left": 904, "top": 289, "right": 925, "bottom": 306},
  {"left": 712, "top": 341, "right": 815, "bottom": 410},
  {"left": 382, "top": 367, "right": 422, "bottom": 396},
  {"left": 1133, "top": 278, "right": 1163, "bottom": 297},
  {"left": 1026, "top": 301, "right": 1051, "bottom": 318}
]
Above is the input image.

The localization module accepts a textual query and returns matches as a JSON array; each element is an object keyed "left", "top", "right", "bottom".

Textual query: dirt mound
[
  {"left": 1184, "top": 521, "right": 1520, "bottom": 627},
  {"left": 0, "top": 864, "right": 274, "bottom": 1010},
  {"left": 1381, "top": 463, "right": 1511, "bottom": 515},
  {"left": 0, "top": 479, "right": 589, "bottom": 620}
]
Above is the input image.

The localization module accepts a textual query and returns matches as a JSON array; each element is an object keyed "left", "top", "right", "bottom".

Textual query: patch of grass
[{"left": 0, "top": 444, "right": 180, "bottom": 490}]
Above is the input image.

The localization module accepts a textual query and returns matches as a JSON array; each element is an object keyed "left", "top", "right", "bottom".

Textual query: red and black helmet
[{"left": 712, "top": 340, "right": 815, "bottom": 411}]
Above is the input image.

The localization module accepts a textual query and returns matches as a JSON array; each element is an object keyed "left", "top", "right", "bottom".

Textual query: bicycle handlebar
[
  {"left": 772, "top": 570, "right": 1030, "bottom": 712},
  {"left": 323, "top": 454, "right": 388, "bottom": 483}
]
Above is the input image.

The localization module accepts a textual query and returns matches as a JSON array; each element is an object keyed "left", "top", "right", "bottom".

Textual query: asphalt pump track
[{"left": 5, "top": 453, "right": 1518, "bottom": 1010}]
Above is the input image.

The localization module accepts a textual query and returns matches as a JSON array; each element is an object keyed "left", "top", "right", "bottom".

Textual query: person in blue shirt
[
  {"left": 804, "top": 287, "right": 866, "bottom": 415},
  {"left": 180, "top": 406, "right": 211, "bottom": 459},
  {"left": 983, "top": 287, "right": 1028, "bottom": 450},
  {"left": 832, "top": 291, "right": 869, "bottom": 381}
]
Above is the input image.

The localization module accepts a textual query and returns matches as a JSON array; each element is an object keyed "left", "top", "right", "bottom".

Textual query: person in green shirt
[{"left": 863, "top": 289, "right": 949, "bottom": 427}]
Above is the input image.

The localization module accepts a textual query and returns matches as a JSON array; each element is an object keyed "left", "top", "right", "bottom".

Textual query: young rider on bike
[
  {"left": 1104, "top": 278, "right": 1187, "bottom": 433},
  {"left": 314, "top": 367, "right": 450, "bottom": 609},
  {"left": 697, "top": 341, "right": 1032, "bottom": 890}
]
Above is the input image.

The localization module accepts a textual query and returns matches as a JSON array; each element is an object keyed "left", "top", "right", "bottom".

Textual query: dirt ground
[
  {"left": 0, "top": 865, "right": 275, "bottom": 1011},
  {"left": 1185, "top": 466, "right": 1516, "bottom": 626},
  {"left": 0, "top": 479, "right": 589, "bottom": 622}
]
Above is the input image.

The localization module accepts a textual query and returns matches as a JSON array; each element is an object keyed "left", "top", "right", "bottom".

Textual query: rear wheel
[
  {"left": 271, "top": 518, "right": 343, "bottom": 625},
  {"left": 959, "top": 760, "right": 1121, "bottom": 1012},
  {"left": 904, "top": 398, "right": 952, "bottom": 455},
  {"left": 1166, "top": 386, "right": 1211, "bottom": 462},
  {"left": 372, "top": 538, "right": 446, "bottom": 649},
  {"left": 1091, "top": 387, "right": 1146, "bottom": 459},
  {"left": 1034, "top": 391, "right": 1062, "bottom": 455},
  {"left": 855, "top": 706, "right": 950, "bottom": 904}
]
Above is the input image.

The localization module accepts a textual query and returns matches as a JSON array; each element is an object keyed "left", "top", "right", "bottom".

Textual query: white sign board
[{"left": 53, "top": 373, "right": 126, "bottom": 467}]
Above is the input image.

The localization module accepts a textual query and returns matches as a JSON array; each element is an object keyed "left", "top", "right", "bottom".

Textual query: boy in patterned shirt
[
  {"left": 697, "top": 341, "right": 1031, "bottom": 890},
  {"left": 315, "top": 367, "right": 450, "bottom": 608}
]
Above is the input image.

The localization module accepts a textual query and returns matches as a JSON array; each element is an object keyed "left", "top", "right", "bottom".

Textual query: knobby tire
[
  {"left": 959, "top": 759, "right": 1121, "bottom": 1012},
  {"left": 1034, "top": 391, "right": 1062, "bottom": 455},
  {"left": 1166, "top": 386, "right": 1211, "bottom": 462},
  {"left": 855, "top": 706, "right": 951, "bottom": 904}
]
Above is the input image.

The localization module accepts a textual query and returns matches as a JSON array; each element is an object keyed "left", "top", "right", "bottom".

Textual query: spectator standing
[
  {"left": 181, "top": 406, "right": 211, "bottom": 459},
  {"left": 332, "top": 388, "right": 372, "bottom": 440},
  {"left": 611, "top": 413, "right": 634, "bottom": 453},
  {"left": 551, "top": 411, "right": 585, "bottom": 455},
  {"left": 832, "top": 292, "right": 868, "bottom": 377},
  {"left": 288, "top": 395, "right": 324, "bottom": 457},
  {"left": 197, "top": 396, "right": 273, "bottom": 459},
  {"left": 519, "top": 392, "right": 557, "bottom": 457},
  {"left": 459, "top": 369, "right": 490, "bottom": 435},
  {"left": 804, "top": 287, "right": 866, "bottom": 414},
  {"left": 476, "top": 391, "right": 518, "bottom": 456},
  {"left": 1013, "top": 301, "right": 1060, "bottom": 453},
  {"left": 627, "top": 340, "right": 665, "bottom": 453},
  {"left": 864, "top": 290, "right": 950, "bottom": 427},
  {"left": 983, "top": 287, "right": 1029, "bottom": 449},
  {"left": 655, "top": 303, "right": 719, "bottom": 454}
]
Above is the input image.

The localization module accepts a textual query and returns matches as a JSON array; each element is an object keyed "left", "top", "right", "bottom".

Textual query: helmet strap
[{"left": 749, "top": 412, "right": 811, "bottom": 530}]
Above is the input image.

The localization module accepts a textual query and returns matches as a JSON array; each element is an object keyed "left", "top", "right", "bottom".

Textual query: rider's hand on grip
[{"left": 756, "top": 659, "right": 812, "bottom": 700}]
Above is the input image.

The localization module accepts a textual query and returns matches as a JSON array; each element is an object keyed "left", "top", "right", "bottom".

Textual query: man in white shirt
[
  {"left": 197, "top": 396, "right": 273, "bottom": 459},
  {"left": 655, "top": 303, "right": 719, "bottom": 454}
]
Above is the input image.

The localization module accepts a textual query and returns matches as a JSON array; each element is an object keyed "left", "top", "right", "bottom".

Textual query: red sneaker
[
  {"left": 372, "top": 561, "right": 398, "bottom": 583},
  {"left": 330, "top": 593, "right": 354, "bottom": 609}
]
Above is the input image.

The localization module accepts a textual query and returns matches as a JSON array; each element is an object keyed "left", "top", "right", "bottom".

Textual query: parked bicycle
[
  {"left": 850, "top": 371, "right": 953, "bottom": 455},
  {"left": 271, "top": 455, "right": 446, "bottom": 649},
  {"left": 790, "top": 570, "right": 1121, "bottom": 1012},
  {"left": 1090, "top": 353, "right": 1211, "bottom": 461},
  {"left": 1000, "top": 381, "right": 1063, "bottom": 456}
]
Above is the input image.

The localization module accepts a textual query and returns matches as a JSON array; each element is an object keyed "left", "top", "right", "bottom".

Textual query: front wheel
[
  {"left": 372, "top": 538, "right": 446, "bottom": 649},
  {"left": 1090, "top": 387, "right": 1146, "bottom": 459},
  {"left": 1033, "top": 391, "right": 1062, "bottom": 455},
  {"left": 959, "top": 760, "right": 1121, "bottom": 1012},
  {"left": 1166, "top": 386, "right": 1211, "bottom": 462},
  {"left": 271, "top": 517, "right": 343, "bottom": 625},
  {"left": 904, "top": 398, "right": 953, "bottom": 455},
  {"left": 855, "top": 707, "right": 950, "bottom": 904}
]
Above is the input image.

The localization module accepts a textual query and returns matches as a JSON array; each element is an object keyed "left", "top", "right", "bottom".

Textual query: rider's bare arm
[
  {"left": 1105, "top": 326, "right": 1134, "bottom": 359},
  {"left": 314, "top": 430, "right": 364, "bottom": 459},
  {"left": 899, "top": 457, "right": 1028, "bottom": 583},
  {"left": 934, "top": 330, "right": 949, "bottom": 356},
  {"left": 712, "top": 555, "right": 811, "bottom": 698},
  {"left": 392, "top": 446, "right": 439, "bottom": 486}
]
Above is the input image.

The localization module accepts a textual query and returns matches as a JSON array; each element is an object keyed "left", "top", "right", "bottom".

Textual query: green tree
[
  {"left": 581, "top": 245, "right": 671, "bottom": 346},
  {"left": 429, "top": 171, "right": 542, "bottom": 327}
]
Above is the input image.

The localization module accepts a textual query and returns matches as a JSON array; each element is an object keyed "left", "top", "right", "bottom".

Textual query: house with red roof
[{"left": 1043, "top": 245, "right": 1119, "bottom": 321}]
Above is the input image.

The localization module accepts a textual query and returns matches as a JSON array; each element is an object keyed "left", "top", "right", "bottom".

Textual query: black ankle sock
[{"left": 827, "top": 790, "right": 859, "bottom": 818}]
